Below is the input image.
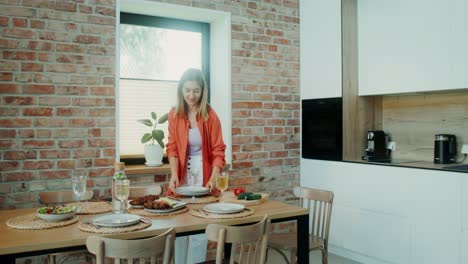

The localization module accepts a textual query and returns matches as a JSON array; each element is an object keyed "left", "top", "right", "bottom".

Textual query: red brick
[
  {"left": 74, "top": 149, "right": 99, "bottom": 158},
  {"left": 0, "top": 39, "right": 19, "bottom": 49},
  {"left": 27, "top": 41, "right": 53, "bottom": 51},
  {"left": 94, "top": 158, "right": 114, "bottom": 167},
  {"left": 57, "top": 108, "right": 87, "bottom": 116},
  {"left": 0, "top": 140, "right": 17, "bottom": 148},
  {"left": 87, "top": 15, "right": 115, "bottom": 25},
  {"left": 18, "top": 129, "right": 34, "bottom": 138},
  {"left": 40, "top": 170, "right": 72, "bottom": 180},
  {"left": 55, "top": 2, "right": 77, "bottom": 12},
  {"left": 23, "top": 108, "right": 53, "bottom": 116},
  {"left": 0, "top": 17, "right": 8, "bottom": 26},
  {"left": 66, "top": 23, "right": 78, "bottom": 31},
  {"left": 34, "top": 118, "right": 65, "bottom": 127},
  {"left": 95, "top": 6, "right": 115, "bottom": 16},
  {"left": 88, "top": 167, "right": 113, "bottom": 177},
  {"left": 46, "top": 64, "right": 76, "bottom": 73},
  {"left": 39, "top": 150, "right": 70, "bottom": 159},
  {"left": 89, "top": 109, "right": 113, "bottom": 117},
  {"left": 36, "top": 129, "right": 52, "bottom": 138},
  {"left": 0, "top": 130, "right": 16, "bottom": 138},
  {"left": 74, "top": 35, "right": 101, "bottom": 44},
  {"left": 232, "top": 102, "right": 263, "bottom": 109},
  {"left": 88, "top": 139, "right": 114, "bottom": 147},
  {"left": 30, "top": 20, "right": 45, "bottom": 29},
  {"left": 0, "top": 84, "right": 18, "bottom": 93},
  {"left": 13, "top": 18, "right": 27, "bottom": 27},
  {"left": 2, "top": 28, "right": 35, "bottom": 39},
  {"left": 57, "top": 160, "right": 76, "bottom": 169},
  {"left": 56, "top": 54, "right": 85, "bottom": 64},
  {"left": 3, "top": 96, "right": 34, "bottom": 105},
  {"left": 0, "top": 72, "right": 13, "bottom": 81},
  {"left": 90, "top": 86, "right": 114, "bottom": 96},
  {"left": 56, "top": 43, "right": 85, "bottom": 53},
  {"left": 3, "top": 51, "right": 35, "bottom": 60},
  {"left": 58, "top": 139, "right": 84, "bottom": 148},
  {"left": 0, "top": 118, "right": 32, "bottom": 127},
  {"left": 22, "top": 84, "right": 54, "bottom": 94},
  {"left": 79, "top": 4, "right": 93, "bottom": 14},
  {"left": 0, "top": 161, "right": 19, "bottom": 171},
  {"left": 23, "top": 160, "right": 54, "bottom": 170},
  {"left": 21, "top": 62, "right": 43, "bottom": 72},
  {"left": 38, "top": 52, "right": 54, "bottom": 62},
  {"left": 23, "top": 140, "right": 55, "bottom": 148}
]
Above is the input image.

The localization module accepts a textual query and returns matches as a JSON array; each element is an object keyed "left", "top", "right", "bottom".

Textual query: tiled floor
[{"left": 267, "top": 249, "right": 362, "bottom": 264}]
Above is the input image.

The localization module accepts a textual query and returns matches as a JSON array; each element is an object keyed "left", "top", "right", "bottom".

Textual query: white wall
[{"left": 301, "top": 159, "right": 468, "bottom": 264}]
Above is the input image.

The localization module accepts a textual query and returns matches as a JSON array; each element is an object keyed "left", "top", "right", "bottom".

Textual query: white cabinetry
[
  {"left": 300, "top": 0, "right": 342, "bottom": 99},
  {"left": 358, "top": 0, "right": 468, "bottom": 95}
]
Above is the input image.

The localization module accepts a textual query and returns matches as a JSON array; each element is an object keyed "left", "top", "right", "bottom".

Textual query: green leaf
[
  {"left": 137, "top": 119, "right": 153, "bottom": 127},
  {"left": 158, "top": 113, "right": 168, "bottom": 124},
  {"left": 152, "top": 129, "right": 164, "bottom": 140},
  {"left": 141, "top": 133, "right": 153, "bottom": 144},
  {"left": 151, "top": 112, "right": 157, "bottom": 120},
  {"left": 156, "top": 138, "right": 165, "bottom": 148}
]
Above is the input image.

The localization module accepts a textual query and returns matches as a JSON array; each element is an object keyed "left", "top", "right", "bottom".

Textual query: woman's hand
[
  {"left": 168, "top": 176, "right": 179, "bottom": 194},
  {"left": 207, "top": 168, "right": 221, "bottom": 192}
]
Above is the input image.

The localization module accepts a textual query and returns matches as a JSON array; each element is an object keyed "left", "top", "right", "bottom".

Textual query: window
[{"left": 119, "top": 13, "right": 210, "bottom": 163}]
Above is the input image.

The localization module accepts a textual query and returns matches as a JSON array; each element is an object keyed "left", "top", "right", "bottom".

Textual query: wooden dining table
[{"left": 0, "top": 200, "right": 309, "bottom": 263}]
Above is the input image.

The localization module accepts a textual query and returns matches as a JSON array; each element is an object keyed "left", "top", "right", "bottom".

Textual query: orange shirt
[{"left": 166, "top": 107, "right": 226, "bottom": 186}]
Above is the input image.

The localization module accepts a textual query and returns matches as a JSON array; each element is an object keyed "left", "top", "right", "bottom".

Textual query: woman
[
  {"left": 166, "top": 68, "right": 226, "bottom": 194},
  {"left": 166, "top": 68, "right": 226, "bottom": 263}
]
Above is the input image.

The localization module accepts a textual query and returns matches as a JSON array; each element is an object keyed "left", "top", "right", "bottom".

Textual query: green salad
[{"left": 37, "top": 205, "right": 77, "bottom": 215}]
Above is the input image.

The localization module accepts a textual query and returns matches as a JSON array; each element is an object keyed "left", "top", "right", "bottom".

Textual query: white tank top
[{"left": 189, "top": 127, "right": 202, "bottom": 156}]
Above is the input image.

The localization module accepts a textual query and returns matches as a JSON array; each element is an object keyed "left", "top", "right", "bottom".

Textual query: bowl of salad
[{"left": 37, "top": 205, "right": 77, "bottom": 222}]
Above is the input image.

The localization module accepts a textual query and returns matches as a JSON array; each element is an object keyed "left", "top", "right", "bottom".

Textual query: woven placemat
[
  {"left": 6, "top": 213, "right": 78, "bottom": 230},
  {"left": 78, "top": 218, "right": 151, "bottom": 234},
  {"left": 128, "top": 207, "right": 189, "bottom": 217},
  {"left": 67, "top": 202, "right": 113, "bottom": 215},
  {"left": 189, "top": 208, "right": 255, "bottom": 219},
  {"left": 170, "top": 195, "right": 219, "bottom": 204}
]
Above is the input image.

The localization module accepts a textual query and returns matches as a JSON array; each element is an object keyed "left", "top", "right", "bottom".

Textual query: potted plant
[{"left": 137, "top": 112, "right": 168, "bottom": 166}]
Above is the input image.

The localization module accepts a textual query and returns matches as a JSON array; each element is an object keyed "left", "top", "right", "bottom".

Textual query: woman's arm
[
  {"left": 166, "top": 109, "right": 179, "bottom": 194},
  {"left": 207, "top": 110, "right": 226, "bottom": 186},
  {"left": 168, "top": 156, "right": 179, "bottom": 193}
]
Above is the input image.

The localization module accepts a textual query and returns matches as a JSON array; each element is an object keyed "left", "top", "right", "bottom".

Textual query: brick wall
[{"left": 0, "top": 0, "right": 300, "bottom": 211}]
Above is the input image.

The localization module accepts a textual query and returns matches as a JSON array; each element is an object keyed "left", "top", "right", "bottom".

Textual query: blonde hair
[{"left": 175, "top": 68, "right": 210, "bottom": 120}]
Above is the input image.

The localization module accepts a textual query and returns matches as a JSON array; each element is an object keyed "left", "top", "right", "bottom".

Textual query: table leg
[
  {"left": 0, "top": 255, "right": 16, "bottom": 264},
  {"left": 297, "top": 214, "right": 309, "bottom": 263}
]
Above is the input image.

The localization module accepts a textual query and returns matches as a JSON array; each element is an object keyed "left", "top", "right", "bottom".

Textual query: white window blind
[{"left": 119, "top": 22, "right": 202, "bottom": 157}]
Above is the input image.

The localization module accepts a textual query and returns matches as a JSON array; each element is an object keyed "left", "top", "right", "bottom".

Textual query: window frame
[{"left": 119, "top": 12, "right": 211, "bottom": 165}]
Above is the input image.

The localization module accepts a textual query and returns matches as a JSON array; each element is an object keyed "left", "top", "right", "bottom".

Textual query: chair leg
[
  {"left": 267, "top": 246, "right": 291, "bottom": 264},
  {"left": 321, "top": 248, "right": 328, "bottom": 264},
  {"left": 48, "top": 255, "right": 56, "bottom": 264}
]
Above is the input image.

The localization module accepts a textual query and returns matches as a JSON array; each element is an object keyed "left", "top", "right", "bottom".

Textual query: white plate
[
  {"left": 175, "top": 186, "right": 209, "bottom": 196},
  {"left": 93, "top": 214, "right": 141, "bottom": 227},
  {"left": 203, "top": 203, "right": 245, "bottom": 214},
  {"left": 144, "top": 200, "right": 187, "bottom": 213}
]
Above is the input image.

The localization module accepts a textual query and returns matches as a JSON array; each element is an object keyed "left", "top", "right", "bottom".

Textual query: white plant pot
[{"left": 144, "top": 144, "right": 163, "bottom": 167}]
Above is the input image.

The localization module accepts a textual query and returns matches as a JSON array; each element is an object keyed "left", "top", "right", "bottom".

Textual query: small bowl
[{"left": 37, "top": 206, "right": 77, "bottom": 222}]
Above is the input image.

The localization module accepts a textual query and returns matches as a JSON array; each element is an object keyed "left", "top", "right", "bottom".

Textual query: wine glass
[
  {"left": 188, "top": 169, "right": 199, "bottom": 202},
  {"left": 72, "top": 175, "right": 87, "bottom": 211},
  {"left": 115, "top": 179, "right": 130, "bottom": 214},
  {"left": 216, "top": 172, "right": 228, "bottom": 203}
]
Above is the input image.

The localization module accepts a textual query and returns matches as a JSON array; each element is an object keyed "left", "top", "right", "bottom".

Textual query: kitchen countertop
[{"left": 347, "top": 159, "right": 468, "bottom": 173}]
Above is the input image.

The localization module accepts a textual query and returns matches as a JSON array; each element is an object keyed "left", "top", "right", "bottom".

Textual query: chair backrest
[
  {"left": 86, "top": 227, "right": 176, "bottom": 264},
  {"left": 129, "top": 185, "right": 162, "bottom": 198},
  {"left": 294, "top": 187, "right": 334, "bottom": 247},
  {"left": 206, "top": 215, "right": 270, "bottom": 264},
  {"left": 39, "top": 190, "right": 94, "bottom": 204}
]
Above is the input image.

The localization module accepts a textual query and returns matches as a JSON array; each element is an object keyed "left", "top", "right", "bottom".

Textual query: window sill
[{"left": 125, "top": 163, "right": 231, "bottom": 176}]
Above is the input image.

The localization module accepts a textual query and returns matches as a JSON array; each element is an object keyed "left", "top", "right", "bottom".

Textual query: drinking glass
[
  {"left": 72, "top": 175, "right": 87, "bottom": 210},
  {"left": 216, "top": 172, "right": 229, "bottom": 203},
  {"left": 115, "top": 179, "right": 130, "bottom": 214}
]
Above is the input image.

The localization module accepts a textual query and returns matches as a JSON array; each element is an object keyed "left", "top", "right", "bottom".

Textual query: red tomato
[{"left": 234, "top": 188, "right": 245, "bottom": 196}]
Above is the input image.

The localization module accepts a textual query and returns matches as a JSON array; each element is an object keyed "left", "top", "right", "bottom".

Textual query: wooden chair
[
  {"left": 129, "top": 184, "right": 162, "bottom": 198},
  {"left": 268, "top": 187, "right": 334, "bottom": 264},
  {"left": 86, "top": 228, "right": 176, "bottom": 264},
  {"left": 38, "top": 190, "right": 95, "bottom": 264},
  {"left": 200, "top": 215, "right": 270, "bottom": 264}
]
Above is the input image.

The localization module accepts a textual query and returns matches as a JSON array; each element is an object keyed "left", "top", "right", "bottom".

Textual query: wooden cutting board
[{"left": 222, "top": 191, "right": 269, "bottom": 206}]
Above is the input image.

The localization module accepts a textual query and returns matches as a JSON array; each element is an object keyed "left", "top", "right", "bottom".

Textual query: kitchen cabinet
[
  {"left": 358, "top": 0, "right": 468, "bottom": 96},
  {"left": 300, "top": 0, "right": 342, "bottom": 99}
]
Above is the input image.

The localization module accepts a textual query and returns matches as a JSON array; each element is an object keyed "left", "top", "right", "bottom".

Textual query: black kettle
[{"left": 434, "top": 134, "right": 457, "bottom": 164}]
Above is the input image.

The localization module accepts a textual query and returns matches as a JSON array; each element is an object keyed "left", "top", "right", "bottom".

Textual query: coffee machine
[
  {"left": 434, "top": 134, "right": 457, "bottom": 164},
  {"left": 364, "top": 130, "right": 391, "bottom": 161}
]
